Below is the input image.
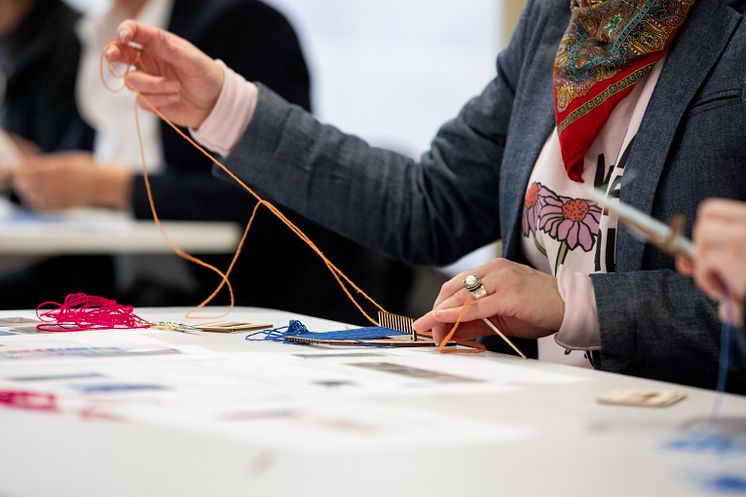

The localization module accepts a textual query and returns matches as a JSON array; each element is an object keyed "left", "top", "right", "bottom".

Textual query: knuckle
[
  {"left": 490, "top": 258, "right": 507, "bottom": 270},
  {"left": 500, "top": 265, "right": 521, "bottom": 283},
  {"left": 700, "top": 199, "right": 716, "bottom": 213}
]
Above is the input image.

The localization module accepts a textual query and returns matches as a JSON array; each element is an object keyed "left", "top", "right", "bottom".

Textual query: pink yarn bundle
[
  {"left": 36, "top": 293, "right": 149, "bottom": 332},
  {"left": 0, "top": 390, "right": 57, "bottom": 412}
]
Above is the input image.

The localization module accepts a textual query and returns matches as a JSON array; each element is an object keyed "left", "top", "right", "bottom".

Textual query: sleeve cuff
[
  {"left": 190, "top": 60, "right": 259, "bottom": 157},
  {"left": 554, "top": 266, "right": 601, "bottom": 350}
]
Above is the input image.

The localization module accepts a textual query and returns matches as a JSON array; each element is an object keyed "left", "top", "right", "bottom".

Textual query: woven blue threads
[
  {"left": 711, "top": 293, "right": 740, "bottom": 419},
  {"left": 716, "top": 323, "right": 734, "bottom": 394},
  {"left": 291, "top": 327, "right": 408, "bottom": 341},
  {"left": 736, "top": 320, "right": 746, "bottom": 367},
  {"left": 245, "top": 320, "right": 309, "bottom": 342},
  {"left": 244, "top": 320, "right": 408, "bottom": 344}
]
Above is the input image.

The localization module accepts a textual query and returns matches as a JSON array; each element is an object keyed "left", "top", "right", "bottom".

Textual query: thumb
[
  {"left": 117, "top": 20, "right": 162, "bottom": 48},
  {"left": 117, "top": 20, "right": 203, "bottom": 69},
  {"left": 675, "top": 256, "right": 694, "bottom": 275}
]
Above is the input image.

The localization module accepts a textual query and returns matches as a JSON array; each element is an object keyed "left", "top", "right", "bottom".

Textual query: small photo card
[{"left": 598, "top": 389, "right": 686, "bottom": 407}]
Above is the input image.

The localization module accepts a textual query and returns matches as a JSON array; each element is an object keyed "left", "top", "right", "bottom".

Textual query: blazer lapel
[
  {"left": 501, "top": 3, "right": 568, "bottom": 259},
  {"left": 616, "top": 0, "right": 742, "bottom": 272}
]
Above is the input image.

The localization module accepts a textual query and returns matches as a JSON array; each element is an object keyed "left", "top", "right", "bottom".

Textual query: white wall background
[
  {"left": 265, "top": 0, "right": 501, "bottom": 156},
  {"left": 66, "top": 0, "right": 502, "bottom": 154}
]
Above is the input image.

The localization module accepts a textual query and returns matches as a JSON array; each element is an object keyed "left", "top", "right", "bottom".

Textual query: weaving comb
[{"left": 377, "top": 311, "right": 419, "bottom": 342}]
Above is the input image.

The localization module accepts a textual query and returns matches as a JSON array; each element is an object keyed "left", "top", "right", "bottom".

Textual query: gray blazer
[{"left": 225, "top": 0, "right": 746, "bottom": 391}]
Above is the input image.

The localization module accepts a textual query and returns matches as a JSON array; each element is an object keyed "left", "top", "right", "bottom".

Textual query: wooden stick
[
  {"left": 481, "top": 318, "right": 527, "bottom": 359},
  {"left": 587, "top": 189, "right": 694, "bottom": 263}
]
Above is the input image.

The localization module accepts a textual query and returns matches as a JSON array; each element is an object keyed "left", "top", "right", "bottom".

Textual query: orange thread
[
  {"left": 101, "top": 41, "right": 484, "bottom": 352},
  {"left": 101, "top": 42, "right": 384, "bottom": 324},
  {"left": 436, "top": 298, "right": 485, "bottom": 354}
]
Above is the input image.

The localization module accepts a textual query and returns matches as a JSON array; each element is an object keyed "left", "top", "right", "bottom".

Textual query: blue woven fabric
[{"left": 245, "top": 320, "right": 407, "bottom": 343}]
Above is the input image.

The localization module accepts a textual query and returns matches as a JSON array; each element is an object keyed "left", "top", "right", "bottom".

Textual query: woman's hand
[
  {"left": 678, "top": 199, "right": 746, "bottom": 324},
  {"left": 106, "top": 20, "right": 224, "bottom": 130},
  {"left": 11, "top": 152, "right": 132, "bottom": 212},
  {"left": 0, "top": 133, "right": 38, "bottom": 186},
  {"left": 412, "top": 258, "right": 565, "bottom": 345}
]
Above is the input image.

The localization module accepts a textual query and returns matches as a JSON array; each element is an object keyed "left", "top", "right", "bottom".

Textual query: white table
[
  {"left": 0, "top": 201, "right": 241, "bottom": 278},
  {"left": 0, "top": 200, "right": 240, "bottom": 256},
  {"left": 0, "top": 306, "right": 743, "bottom": 497}
]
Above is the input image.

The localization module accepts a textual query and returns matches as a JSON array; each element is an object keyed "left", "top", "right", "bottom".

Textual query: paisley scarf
[{"left": 554, "top": 0, "right": 695, "bottom": 182}]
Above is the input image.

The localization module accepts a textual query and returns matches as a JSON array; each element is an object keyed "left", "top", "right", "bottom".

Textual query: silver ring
[{"left": 464, "top": 274, "right": 487, "bottom": 299}]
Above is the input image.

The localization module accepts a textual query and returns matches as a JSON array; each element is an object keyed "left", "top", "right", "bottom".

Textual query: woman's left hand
[
  {"left": 677, "top": 198, "right": 746, "bottom": 325},
  {"left": 412, "top": 258, "right": 565, "bottom": 345}
]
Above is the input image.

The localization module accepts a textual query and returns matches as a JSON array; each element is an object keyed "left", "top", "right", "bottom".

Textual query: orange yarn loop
[
  {"left": 101, "top": 41, "right": 481, "bottom": 351},
  {"left": 102, "top": 43, "right": 384, "bottom": 322},
  {"left": 437, "top": 297, "right": 485, "bottom": 354}
]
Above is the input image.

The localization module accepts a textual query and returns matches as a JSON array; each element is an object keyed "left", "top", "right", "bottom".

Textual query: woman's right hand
[{"left": 106, "top": 20, "right": 224, "bottom": 130}]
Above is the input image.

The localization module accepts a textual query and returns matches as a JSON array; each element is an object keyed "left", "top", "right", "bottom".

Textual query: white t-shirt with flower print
[{"left": 520, "top": 61, "right": 663, "bottom": 367}]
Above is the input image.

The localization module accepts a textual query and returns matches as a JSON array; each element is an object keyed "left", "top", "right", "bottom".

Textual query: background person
[
  {"left": 0, "top": 0, "right": 84, "bottom": 154},
  {"left": 0, "top": 0, "right": 116, "bottom": 299}
]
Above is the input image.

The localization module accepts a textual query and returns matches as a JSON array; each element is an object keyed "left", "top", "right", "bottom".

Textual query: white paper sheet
[{"left": 0, "top": 327, "right": 595, "bottom": 452}]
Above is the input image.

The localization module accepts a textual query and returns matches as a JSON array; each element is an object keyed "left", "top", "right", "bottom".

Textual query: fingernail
[
  {"left": 411, "top": 318, "right": 424, "bottom": 331},
  {"left": 118, "top": 28, "right": 129, "bottom": 41},
  {"left": 105, "top": 46, "right": 116, "bottom": 58}
]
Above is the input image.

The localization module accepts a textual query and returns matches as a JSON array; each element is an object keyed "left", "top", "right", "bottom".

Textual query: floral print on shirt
[{"left": 522, "top": 182, "right": 602, "bottom": 272}]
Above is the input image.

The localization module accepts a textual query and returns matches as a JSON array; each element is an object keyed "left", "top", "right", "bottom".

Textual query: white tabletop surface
[
  {"left": 0, "top": 200, "right": 240, "bottom": 255},
  {"left": 0, "top": 306, "right": 743, "bottom": 497}
]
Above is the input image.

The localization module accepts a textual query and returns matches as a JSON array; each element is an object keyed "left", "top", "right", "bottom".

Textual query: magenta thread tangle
[
  {"left": 0, "top": 390, "right": 57, "bottom": 412},
  {"left": 36, "top": 293, "right": 149, "bottom": 332}
]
